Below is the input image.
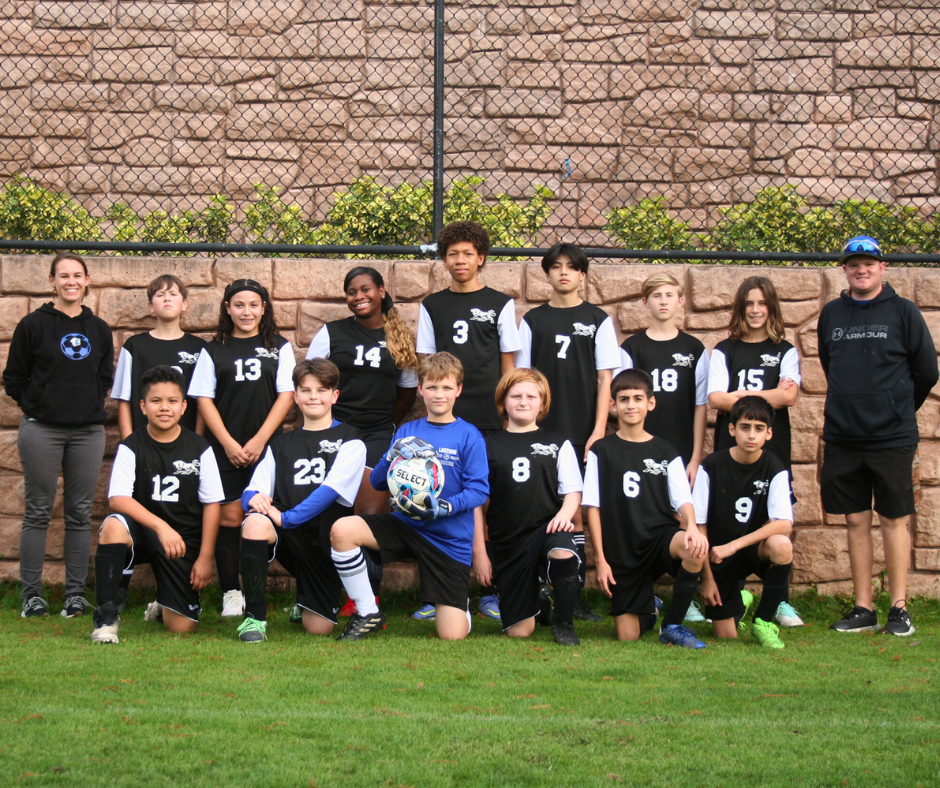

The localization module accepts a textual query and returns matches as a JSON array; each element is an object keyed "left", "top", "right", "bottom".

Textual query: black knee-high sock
[
  {"left": 572, "top": 533, "right": 587, "bottom": 588},
  {"left": 215, "top": 526, "right": 241, "bottom": 592},
  {"left": 754, "top": 563, "right": 792, "bottom": 622},
  {"left": 95, "top": 543, "right": 127, "bottom": 610},
  {"left": 662, "top": 566, "right": 700, "bottom": 628},
  {"left": 365, "top": 548, "right": 383, "bottom": 597},
  {"left": 548, "top": 557, "right": 579, "bottom": 626},
  {"left": 240, "top": 538, "right": 269, "bottom": 621}
]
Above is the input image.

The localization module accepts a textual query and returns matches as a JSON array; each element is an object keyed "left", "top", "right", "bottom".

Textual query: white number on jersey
[
  {"left": 555, "top": 334, "right": 571, "bottom": 359},
  {"left": 735, "top": 497, "right": 753, "bottom": 523},
  {"left": 453, "top": 320, "right": 469, "bottom": 344},
  {"left": 353, "top": 345, "right": 382, "bottom": 368},
  {"left": 151, "top": 475, "right": 180, "bottom": 502},
  {"left": 736, "top": 369, "right": 764, "bottom": 390},
  {"left": 293, "top": 458, "right": 327, "bottom": 485},
  {"left": 622, "top": 471, "right": 640, "bottom": 498},
  {"left": 234, "top": 358, "right": 262, "bottom": 382},
  {"left": 651, "top": 368, "right": 678, "bottom": 392},
  {"left": 512, "top": 457, "right": 530, "bottom": 483}
]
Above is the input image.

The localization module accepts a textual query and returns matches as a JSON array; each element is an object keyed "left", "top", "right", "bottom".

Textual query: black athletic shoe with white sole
[
  {"left": 883, "top": 606, "right": 915, "bottom": 637},
  {"left": 830, "top": 605, "right": 879, "bottom": 633},
  {"left": 61, "top": 595, "right": 93, "bottom": 618},
  {"left": 552, "top": 622, "right": 580, "bottom": 646},
  {"left": 21, "top": 596, "right": 49, "bottom": 618},
  {"left": 338, "top": 611, "right": 386, "bottom": 641}
]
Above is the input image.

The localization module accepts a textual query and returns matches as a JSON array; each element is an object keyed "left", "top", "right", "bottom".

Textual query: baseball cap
[{"left": 839, "top": 235, "right": 882, "bottom": 264}]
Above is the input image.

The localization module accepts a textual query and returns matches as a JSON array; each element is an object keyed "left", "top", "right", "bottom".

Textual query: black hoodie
[
  {"left": 3, "top": 302, "right": 114, "bottom": 425},
  {"left": 817, "top": 282, "right": 938, "bottom": 448}
]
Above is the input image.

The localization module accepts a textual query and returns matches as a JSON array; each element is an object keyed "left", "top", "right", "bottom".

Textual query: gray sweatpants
[{"left": 17, "top": 417, "right": 106, "bottom": 599}]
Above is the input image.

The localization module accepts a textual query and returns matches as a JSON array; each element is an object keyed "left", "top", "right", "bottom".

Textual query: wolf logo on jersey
[
  {"left": 470, "top": 308, "right": 496, "bottom": 324},
  {"left": 672, "top": 353, "right": 694, "bottom": 367},
  {"left": 173, "top": 459, "right": 201, "bottom": 475},
  {"left": 378, "top": 341, "right": 387, "bottom": 348},
  {"left": 177, "top": 351, "right": 200, "bottom": 365},
  {"left": 760, "top": 353, "right": 781, "bottom": 367},
  {"left": 642, "top": 459, "right": 669, "bottom": 475},
  {"left": 318, "top": 439, "right": 343, "bottom": 454},
  {"left": 255, "top": 347, "right": 280, "bottom": 360},
  {"left": 530, "top": 442, "right": 559, "bottom": 457},
  {"left": 572, "top": 322, "right": 596, "bottom": 337},
  {"left": 752, "top": 479, "right": 770, "bottom": 495}
]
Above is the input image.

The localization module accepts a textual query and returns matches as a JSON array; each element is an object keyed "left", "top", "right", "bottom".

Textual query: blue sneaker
[
  {"left": 654, "top": 596, "right": 663, "bottom": 620},
  {"left": 659, "top": 624, "right": 707, "bottom": 649},
  {"left": 478, "top": 594, "right": 501, "bottom": 622},
  {"left": 412, "top": 604, "right": 436, "bottom": 621}
]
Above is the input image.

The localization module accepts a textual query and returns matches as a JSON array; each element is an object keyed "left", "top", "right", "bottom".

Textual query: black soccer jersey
[
  {"left": 516, "top": 302, "right": 620, "bottom": 447},
  {"left": 620, "top": 331, "right": 708, "bottom": 464},
  {"left": 417, "top": 287, "right": 521, "bottom": 430},
  {"left": 692, "top": 449, "right": 792, "bottom": 548},
  {"left": 247, "top": 421, "right": 366, "bottom": 529},
  {"left": 484, "top": 429, "right": 583, "bottom": 547},
  {"left": 188, "top": 334, "right": 295, "bottom": 453},
  {"left": 583, "top": 434, "right": 692, "bottom": 574},
  {"left": 306, "top": 317, "right": 418, "bottom": 430},
  {"left": 108, "top": 427, "right": 224, "bottom": 542},
  {"left": 708, "top": 338, "right": 800, "bottom": 468},
  {"left": 113, "top": 332, "right": 208, "bottom": 433}
]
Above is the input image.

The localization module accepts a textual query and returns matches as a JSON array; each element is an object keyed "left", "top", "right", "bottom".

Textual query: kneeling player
[
  {"left": 482, "top": 369, "right": 583, "bottom": 645},
  {"left": 330, "top": 352, "right": 489, "bottom": 641},
  {"left": 91, "top": 366, "right": 223, "bottom": 643},
  {"left": 694, "top": 396, "right": 794, "bottom": 649},
  {"left": 237, "top": 359, "right": 366, "bottom": 642}
]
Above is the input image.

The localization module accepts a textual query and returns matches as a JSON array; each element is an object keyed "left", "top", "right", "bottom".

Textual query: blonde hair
[
  {"left": 418, "top": 352, "right": 464, "bottom": 386},
  {"left": 495, "top": 368, "right": 552, "bottom": 421},
  {"left": 642, "top": 272, "right": 684, "bottom": 300},
  {"left": 728, "top": 276, "right": 786, "bottom": 343}
]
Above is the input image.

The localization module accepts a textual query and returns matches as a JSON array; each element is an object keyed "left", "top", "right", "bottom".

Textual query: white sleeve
[
  {"left": 594, "top": 316, "right": 621, "bottom": 371},
  {"left": 667, "top": 456, "right": 693, "bottom": 511},
  {"left": 556, "top": 440, "right": 584, "bottom": 495},
  {"left": 780, "top": 346, "right": 801, "bottom": 386},
  {"left": 691, "top": 465, "right": 710, "bottom": 524},
  {"left": 108, "top": 444, "right": 138, "bottom": 498},
  {"left": 707, "top": 348, "right": 730, "bottom": 395},
  {"left": 767, "top": 469, "right": 794, "bottom": 523},
  {"left": 514, "top": 317, "right": 533, "bottom": 368},
  {"left": 275, "top": 341, "right": 296, "bottom": 393},
  {"left": 497, "top": 299, "right": 522, "bottom": 353},
  {"left": 112, "top": 346, "right": 133, "bottom": 402},
  {"left": 582, "top": 450, "right": 600, "bottom": 507},
  {"left": 324, "top": 439, "right": 368, "bottom": 507},
  {"left": 245, "top": 447, "right": 276, "bottom": 498},
  {"left": 197, "top": 446, "right": 225, "bottom": 504},
  {"left": 305, "top": 325, "right": 331, "bottom": 360},
  {"left": 396, "top": 367, "right": 419, "bottom": 388},
  {"left": 694, "top": 349, "right": 710, "bottom": 406},
  {"left": 187, "top": 348, "right": 217, "bottom": 398},
  {"left": 416, "top": 303, "right": 437, "bottom": 354}
]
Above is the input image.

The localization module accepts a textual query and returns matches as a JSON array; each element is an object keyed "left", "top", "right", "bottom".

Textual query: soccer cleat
[
  {"left": 738, "top": 589, "right": 755, "bottom": 630},
  {"left": 884, "top": 606, "right": 915, "bottom": 637},
  {"left": 683, "top": 600, "right": 705, "bottom": 623},
  {"left": 753, "top": 617, "right": 785, "bottom": 649},
  {"left": 91, "top": 603, "right": 120, "bottom": 644},
  {"left": 659, "top": 624, "right": 707, "bottom": 649},
  {"left": 237, "top": 616, "right": 268, "bottom": 642},
  {"left": 573, "top": 596, "right": 603, "bottom": 622},
  {"left": 478, "top": 594, "right": 501, "bottom": 622},
  {"left": 536, "top": 583, "right": 553, "bottom": 626},
  {"left": 21, "top": 596, "right": 50, "bottom": 618},
  {"left": 412, "top": 604, "right": 436, "bottom": 621},
  {"left": 830, "top": 605, "right": 880, "bottom": 633},
  {"left": 338, "top": 611, "right": 386, "bottom": 641},
  {"left": 220, "top": 589, "right": 245, "bottom": 618},
  {"left": 288, "top": 604, "right": 302, "bottom": 623},
  {"left": 552, "top": 622, "right": 580, "bottom": 646},
  {"left": 60, "top": 595, "right": 93, "bottom": 618},
  {"left": 774, "top": 601, "right": 804, "bottom": 628},
  {"left": 143, "top": 601, "right": 163, "bottom": 622}
]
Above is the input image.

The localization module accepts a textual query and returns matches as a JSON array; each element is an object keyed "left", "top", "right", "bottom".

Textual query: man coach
[{"left": 818, "top": 235, "right": 938, "bottom": 636}]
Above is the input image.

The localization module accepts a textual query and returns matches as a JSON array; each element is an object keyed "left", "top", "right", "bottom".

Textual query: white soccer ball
[{"left": 387, "top": 453, "right": 446, "bottom": 504}]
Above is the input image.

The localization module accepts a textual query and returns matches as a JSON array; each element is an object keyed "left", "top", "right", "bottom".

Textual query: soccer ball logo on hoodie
[{"left": 60, "top": 333, "right": 91, "bottom": 360}]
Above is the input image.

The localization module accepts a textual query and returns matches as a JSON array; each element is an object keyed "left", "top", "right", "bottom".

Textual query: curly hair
[
  {"left": 437, "top": 220, "right": 490, "bottom": 260},
  {"left": 214, "top": 279, "right": 280, "bottom": 349},
  {"left": 728, "top": 276, "right": 786, "bottom": 344},
  {"left": 343, "top": 267, "right": 417, "bottom": 371}
]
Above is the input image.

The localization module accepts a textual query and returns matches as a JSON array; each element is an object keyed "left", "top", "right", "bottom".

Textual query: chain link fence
[{"left": 0, "top": 1, "right": 938, "bottom": 255}]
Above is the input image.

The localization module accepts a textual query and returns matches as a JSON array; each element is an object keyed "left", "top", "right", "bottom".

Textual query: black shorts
[
  {"left": 820, "top": 442, "right": 917, "bottom": 519},
  {"left": 363, "top": 514, "right": 470, "bottom": 610},
  {"left": 491, "top": 528, "right": 580, "bottom": 629},
  {"left": 104, "top": 513, "right": 202, "bottom": 621},
  {"left": 610, "top": 525, "right": 681, "bottom": 617},
  {"left": 218, "top": 463, "right": 255, "bottom": 505},
  {"left": 704, "top": 543, "right": 768, "bottom": 623},
  {"left": 250, "top": 514, "right": 343, "bottom": 623},
  {"left": 358, "top": 423, "right": 395, "bottom": 469}
]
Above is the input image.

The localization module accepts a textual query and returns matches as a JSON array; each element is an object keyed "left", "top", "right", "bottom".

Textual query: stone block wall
[{"left": 1, "top": 254, "right": 940, "bottom": 598}]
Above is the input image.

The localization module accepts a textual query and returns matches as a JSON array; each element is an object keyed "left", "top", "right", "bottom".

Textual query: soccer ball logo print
[{"left": 60, "top": 333, "right": 91, "bottom": 360}]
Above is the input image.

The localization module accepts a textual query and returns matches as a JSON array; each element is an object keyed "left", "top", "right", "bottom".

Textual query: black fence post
[{"left": 431, "top": 0, "right": 446, "bottom": 257}]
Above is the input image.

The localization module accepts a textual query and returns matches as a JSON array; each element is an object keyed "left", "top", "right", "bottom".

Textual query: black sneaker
[
  {"left": 536, "top": 583, "right": 553, "bottom": 626},
  {"left": 830, "top": 605, "right": 880, "bottom": 633},
  {"left": 338, "top": 611, "right": 386, "bottom": 641},
  {"left": 21, "top": 596, "right": 49, "bottom": 618},
  {"left": 573, "top": 596, "right": 603, "bottom": 622},
  {"left": 884, "top": 606, "right": 915, "bottom": 637},
  {"left": 61, "top": 595, "right": 93, "bottom": 618},
  {"left": 552, "top": 622, "right": 580, "bottom": 646}
]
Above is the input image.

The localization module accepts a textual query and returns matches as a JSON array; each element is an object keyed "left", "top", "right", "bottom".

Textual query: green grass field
[{"left": 1, "top": 584, "right": 938, "bottom": 788}]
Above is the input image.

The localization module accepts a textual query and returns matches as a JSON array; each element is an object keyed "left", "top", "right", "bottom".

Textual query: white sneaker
[
  {"left": 683, "top": 601, "right": 705, "bottom": 623},
  {"left": 143, "top": 601, "right": 162, "bottom": 622},
  {"left": 91, "top": 621, "right": 120, "bottom": 644},
  {"left": 221, "top": 590, "right": 245, "bottom": 618},
  {"left": 774, "top": 601, "right": 804, "bottom": 628}
]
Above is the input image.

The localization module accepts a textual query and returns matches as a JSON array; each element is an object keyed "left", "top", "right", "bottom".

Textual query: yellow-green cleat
[{"left": 752, "top": 617, "right": 784, "bottom": 649}]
